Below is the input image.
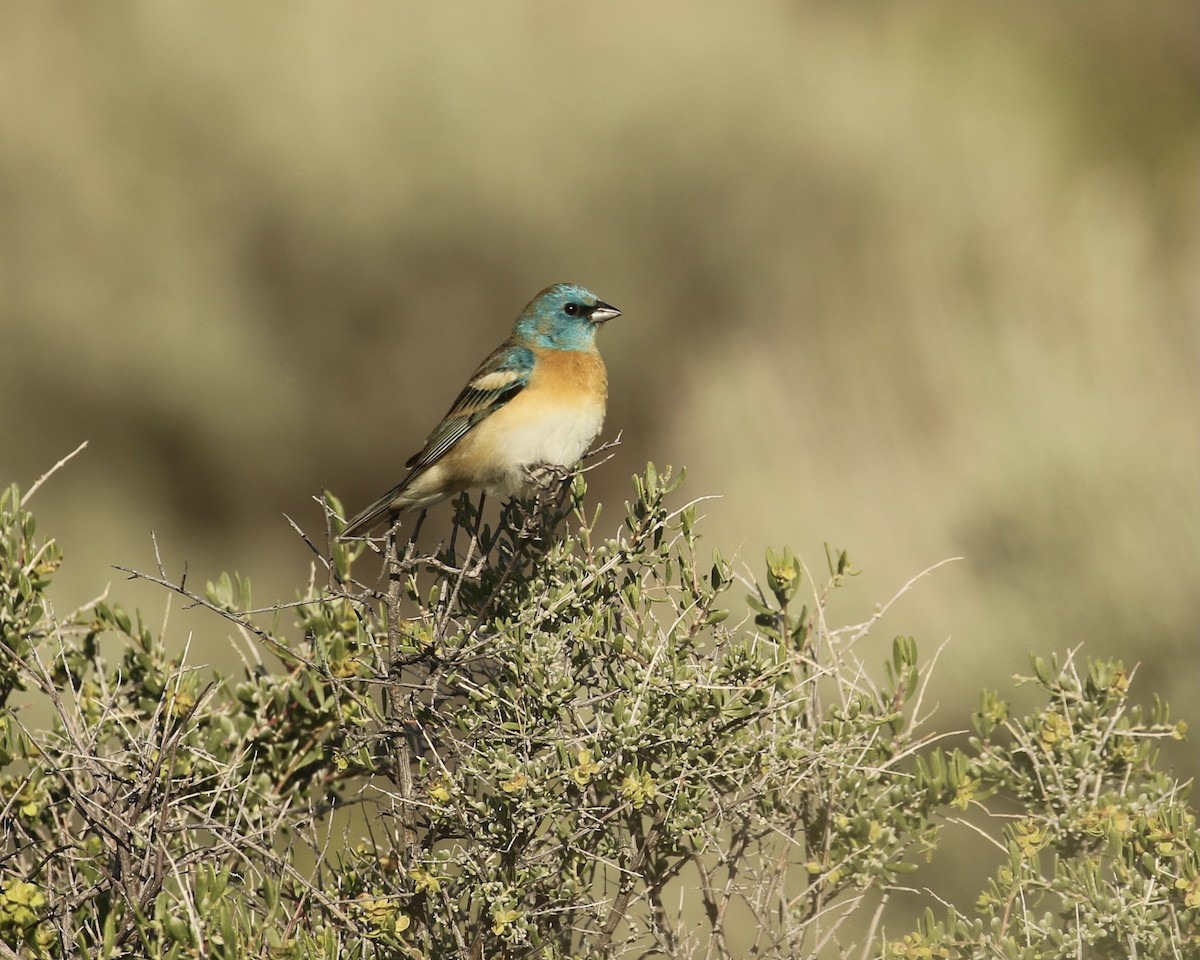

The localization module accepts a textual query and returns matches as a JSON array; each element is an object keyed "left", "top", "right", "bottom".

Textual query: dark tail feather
[{"left": 338, "top": 482, "right": 405, "bottom": 539}]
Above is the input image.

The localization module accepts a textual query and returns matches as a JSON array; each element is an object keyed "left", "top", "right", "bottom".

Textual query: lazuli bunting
[{"left": 340, "top": 282, "right": 620, "bottom": 538}]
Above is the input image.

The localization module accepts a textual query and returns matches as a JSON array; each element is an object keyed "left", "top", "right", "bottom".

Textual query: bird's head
[{"left": 513, "top": 282, "right": 621, "bottom": 351}]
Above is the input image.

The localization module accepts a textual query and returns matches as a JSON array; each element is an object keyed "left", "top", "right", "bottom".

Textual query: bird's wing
[
  {"left": 339, "top": 342, "right": 535, "bottom": 537},
  {"left": 405, "top": 342, "right": 534, "bottom": 470}
]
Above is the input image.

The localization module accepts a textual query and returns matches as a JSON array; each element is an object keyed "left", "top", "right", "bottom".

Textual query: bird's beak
[{"left": 588, "top": 301, "right": 621, "bottom": 324}]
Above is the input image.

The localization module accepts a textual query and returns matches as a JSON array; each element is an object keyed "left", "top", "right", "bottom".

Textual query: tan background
[{"left": 3, "top": 0, "right": 1198, "bottom": 924}]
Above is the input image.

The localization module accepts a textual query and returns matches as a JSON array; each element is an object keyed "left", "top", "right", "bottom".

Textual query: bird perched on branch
[{"left": 340, "top": 282, "right": 620, "bottom": 538}]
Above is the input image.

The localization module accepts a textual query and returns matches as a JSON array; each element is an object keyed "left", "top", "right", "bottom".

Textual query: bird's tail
[{"left": 338, "top": 481, "right": 407, "bottom": 539}]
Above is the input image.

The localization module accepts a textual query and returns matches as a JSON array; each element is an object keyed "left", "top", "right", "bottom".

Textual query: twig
[
  {"left": 843, "top": 556, "right": 963, "bottom": 648},
  {"left": 113, "top": 561, "right": 306, "bottom": 668},
  {"left": 594, "top": 811, "right": 665, "bottom": 953},
  {"left": 385, "top": 511, "right": 423, "bottom": 854},
  {"left": 285, "top": 511, "right": 332, "bottom": 575},
  {"left": 21, "top": 440, "right": 88, "bottom": 506}
]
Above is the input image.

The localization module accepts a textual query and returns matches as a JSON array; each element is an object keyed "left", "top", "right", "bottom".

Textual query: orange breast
[{"left": 527, "top": 346, "right": 608, "bottom": 402}]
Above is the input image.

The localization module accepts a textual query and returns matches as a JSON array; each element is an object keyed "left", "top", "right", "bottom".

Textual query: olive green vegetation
[
  {"left": 1, "top": 0, "right": 1197, "bottom": 936},
  {"left": 3, "top": 468, "right": 1197, "bottom": 958}
]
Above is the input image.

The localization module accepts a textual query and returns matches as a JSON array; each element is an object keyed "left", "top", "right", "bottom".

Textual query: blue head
[{"left": 511, "top": 283, "right": 621, "bottom": 351}]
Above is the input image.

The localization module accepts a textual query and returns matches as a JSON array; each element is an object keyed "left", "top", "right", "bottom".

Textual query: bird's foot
[{"left": 521, "top": 462, "right": 572, "bottom": 492}]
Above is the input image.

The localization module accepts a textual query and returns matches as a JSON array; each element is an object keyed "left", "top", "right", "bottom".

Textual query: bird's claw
[{"left": 521, "top": 462, "right": 572, "bottom": 491}]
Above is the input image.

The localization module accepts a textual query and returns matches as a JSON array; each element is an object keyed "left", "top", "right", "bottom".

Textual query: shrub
[{"left": 0, "top": 460, "right": 1195, "bottom": 958}]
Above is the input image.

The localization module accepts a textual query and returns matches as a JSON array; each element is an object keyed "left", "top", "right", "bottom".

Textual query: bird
[{"left": 339, "top": 282, "right": 620, "bottom": 538}]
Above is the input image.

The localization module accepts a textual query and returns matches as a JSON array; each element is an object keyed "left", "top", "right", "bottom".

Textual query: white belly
[{"left": 478, "top": 398, "right": 606, "bottom": 496}]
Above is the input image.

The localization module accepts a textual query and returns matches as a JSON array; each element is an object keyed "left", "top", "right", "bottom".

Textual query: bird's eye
[{"left": 563, "top": 303, "right": 580, "bottom": 316}]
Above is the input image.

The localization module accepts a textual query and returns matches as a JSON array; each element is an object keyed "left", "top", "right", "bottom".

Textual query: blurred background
[{"left": 2, "top": 0, "right": 1197, "bottom": 937}]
